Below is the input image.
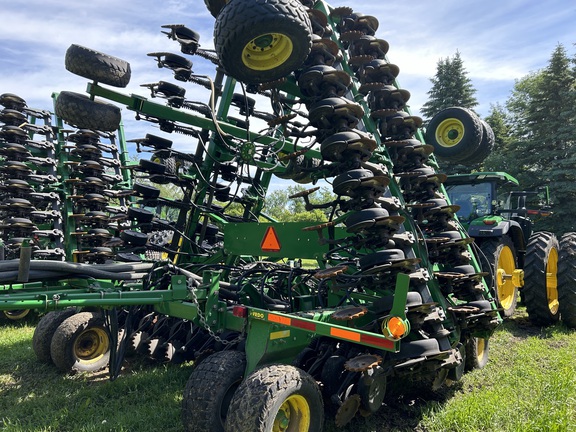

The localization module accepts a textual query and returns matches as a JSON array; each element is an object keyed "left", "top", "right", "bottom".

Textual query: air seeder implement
[{"left": 0, "top": 1, "right": 504, "bottom": 430}]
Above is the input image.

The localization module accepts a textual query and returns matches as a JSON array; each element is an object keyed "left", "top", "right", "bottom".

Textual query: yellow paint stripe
[{"left": 270, "top": 330, "right": 291, "bottom": 340}]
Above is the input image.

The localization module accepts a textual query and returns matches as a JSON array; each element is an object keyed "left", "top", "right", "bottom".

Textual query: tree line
[
  {"left": 422, "top": 45, "right": 576, "bottom": 235},
  {"left": 246, "top": 45, "right": 576, "bottom": 235}
]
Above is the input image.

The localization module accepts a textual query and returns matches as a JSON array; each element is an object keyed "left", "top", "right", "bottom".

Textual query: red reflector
[
  {"left": 261, "top": 226, "right": 281, "bottom": 252},
  {"left": 291, "top": 319, "right": 316, "bottom": 331},
  {"left": 233, "top": 305, "right": 248, "bottom": 318},
  {"left": 527, "top": 210, "right": 537, "bottom": 215},
  {"left": 361, "top": 333, "right": 395, "bottom": 350},
  {"left": 483, "top": 220, "right": 496, "bottom": 225}
]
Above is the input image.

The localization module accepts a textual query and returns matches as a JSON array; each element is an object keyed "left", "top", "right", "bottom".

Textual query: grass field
[{"left": 0, "top": 308, "right": 575, "bottom": 432}]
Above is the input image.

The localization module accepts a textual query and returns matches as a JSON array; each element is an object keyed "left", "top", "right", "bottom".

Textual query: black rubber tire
[
  {"left": 65, "top": 44, "right": 131, "bottom": 88},
  {"left": 50, "top": 311, "right": 111, "bottom": 373},
  {"left": 182, "top": 350, "right": 246, "bottom": 432},
  {"left": 225, "top": 364, "right": 324, "bottom": 432},
  {"left": 523, "top": 232, "right": 560, "bottom": 326},
  {"left": 426, "top": 107, "right": 483, "bottom": 162},
  {"left": 153, "top": 153, "right": 178, "bottom": 176},
  {"left": 32, "top": 309, "right": 78, "bottom": 363},
  {"left": 205, "top": 0, "right": 229, "bottom": 17},
  {"left": 558, "top": 232, "right": 576, "bottom": 328},
  {"left": 465, "top": 336, "right": 489, "bottom": 370},
  {"left": 54, "top": 91, "right": 121, "bottom": 132},
  {"left": 2, "top": 309, "right": 31, "bottom": 321},
  {"left": 214, "top": 0, "right": 313, "bottom": 84},
  {"left": 320, "top": 355, "right": 347, "bottom": 397},
  {"left": 479, "top": 236, "right": 519, "bottom": 318},
  {"left": 462, "top": 119, "right": 495, "bottom": 165}
]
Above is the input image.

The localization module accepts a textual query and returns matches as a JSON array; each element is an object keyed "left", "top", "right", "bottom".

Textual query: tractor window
[{"left": 445, "top": 183, "right": 492, "bottom": 222}]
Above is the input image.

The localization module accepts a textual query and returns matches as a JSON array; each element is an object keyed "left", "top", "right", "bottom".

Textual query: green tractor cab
[{"left": 445, "top": 172, "right": 558, "bottom": 322}]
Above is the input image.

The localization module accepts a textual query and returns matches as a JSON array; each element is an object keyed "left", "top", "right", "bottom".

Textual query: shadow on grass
[
  {"left": 323, "top": 377, "right": 464, "bottom": 432},
  {"left": 0, "top": 327, "right": 191, "bottom": 432},
  {"left": 500, "top": 308, "right": 572, "bottom": 341}
]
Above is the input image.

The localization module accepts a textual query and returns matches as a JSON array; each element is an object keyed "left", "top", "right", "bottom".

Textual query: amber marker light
[{"left": 381, "top": 316, "right": 410, "bottom": 340}]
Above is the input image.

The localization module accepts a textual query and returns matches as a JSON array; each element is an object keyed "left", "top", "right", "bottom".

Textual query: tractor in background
[{"left": 443, "top": 172, "right": 558, "bottom": 324}]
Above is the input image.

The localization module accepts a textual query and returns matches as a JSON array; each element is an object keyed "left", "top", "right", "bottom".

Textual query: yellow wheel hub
[
  {"left": 435, "top": 118, "right": 464, "bottom": 148},
  {"left": 496, "top": 245, "right": 517, "bottom": 311},
  {"left": 242, "top": 33, "right": 293, "bottom": 71},
  {"left": 273, "top": 394, "right": 310, "bottom": 432},
  {"left": 546, "top": 247, "right": 559, "bottom": 314},
  {"left": 73, "top": 327, "right": 109, "bottom": 364}
]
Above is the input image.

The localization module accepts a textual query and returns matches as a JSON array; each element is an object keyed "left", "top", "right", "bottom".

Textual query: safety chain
[{"left": 187, "top": 277, "right": 246, "bottom": 346}]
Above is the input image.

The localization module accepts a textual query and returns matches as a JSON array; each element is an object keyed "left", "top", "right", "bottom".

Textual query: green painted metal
[{"left": 223, "top": 221, "right": 347, "bottom": 259}]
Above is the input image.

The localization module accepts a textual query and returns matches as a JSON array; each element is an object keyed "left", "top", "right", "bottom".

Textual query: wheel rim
[
  {"left": 273, "top": 394, "right": 310, "bottom": 432},
  {"left": 476, "top": 338, "right": 486, "bottom": 363},
  {"left": 546, "top": 247, "right": 559, "bottom": 315},
  {"left": 435, "top": 118, "right": 464, "bottom": 148},
  {"left": 73, "top": 327, "right": 109, "bottom": 364},
  {"left": 3, "top": 309, "right": 30, "bottom": 320},
  {"left": 242, "top": 33, "right": 294, "bottom": 71},
  {"left": 496, "top": 245, "right": 517, "bottom": 311}
]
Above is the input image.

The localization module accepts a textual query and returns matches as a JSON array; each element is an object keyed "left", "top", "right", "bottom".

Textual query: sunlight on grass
[{"left": 1, "top": 309, "right": 575, "bottom": 432}]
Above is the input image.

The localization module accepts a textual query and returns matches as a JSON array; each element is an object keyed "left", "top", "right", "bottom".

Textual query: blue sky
[{"left": 1, "top": 0, "right": 575, "bottom": 149}]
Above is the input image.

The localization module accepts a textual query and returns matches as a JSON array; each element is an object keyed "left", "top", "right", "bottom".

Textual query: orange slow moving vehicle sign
[{"left": 261, "top": 226, "right": 281, "bottom": 252}]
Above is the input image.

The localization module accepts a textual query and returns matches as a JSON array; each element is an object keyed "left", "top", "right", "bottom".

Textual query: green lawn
[{"left": 1, "top": 308, "right": 575, "bottom": 432}]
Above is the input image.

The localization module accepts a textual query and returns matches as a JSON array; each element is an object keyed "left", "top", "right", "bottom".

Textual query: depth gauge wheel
[
  {"left": 558, "top": 232, "right": 576, "bottom": 328},
  {"left": 523, "top": 231, "right": 560, "bottom": 325},
  {"left": 214, "top": 0, "right": 313, "bottom": 84},
  {"left": 479, "top": 236, "right": 519, "bottom": 317},
  {"left": 50, "top": 311, "right": 111, "bottom": 373},
  {"left": 54, "top": 91, "right": 121, "bottom": 132},
  {"left": 226, "top": 364, "right": 323, "bottom": 432},
  {"left": 465, "top": 336, "right": 489, "bottom": 370},
  {"left": 182, "top": 350, "right": 246, "bottom": 432},
  {"left": 425, "top": 107, "right": 483, "bottom": 162},
  {"left": 65, "top": 44, "right": 131, "bottom": 88}
]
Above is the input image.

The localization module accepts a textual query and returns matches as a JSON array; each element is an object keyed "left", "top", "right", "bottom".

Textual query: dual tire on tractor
[
  {"left": 558, "top": 232, "right": 576, "bottom": 328},
  {"left": 479, "top": 235, "right": 519, "bottom": 317},
  {"left": 523, "top": 232, "right": 560, "bottom": 326}
]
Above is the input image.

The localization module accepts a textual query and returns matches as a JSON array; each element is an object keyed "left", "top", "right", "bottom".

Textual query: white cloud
[{"left": 2, "top": 0, "right": 575, "bottom": 131}]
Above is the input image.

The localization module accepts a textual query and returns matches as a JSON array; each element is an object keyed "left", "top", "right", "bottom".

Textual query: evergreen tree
[
  {"left": 505, "top": 44, "right": 576, "bottom": 234},
  {"left": 482, "top": 103, "right": 515, "bottom": 174},
  {"left": 421, "top": 51, "right": 479, "bottom": 121}
]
